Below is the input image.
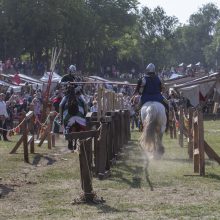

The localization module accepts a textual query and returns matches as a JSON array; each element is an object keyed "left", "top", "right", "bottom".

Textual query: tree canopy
[{"left": 0, "top": 0, "right": 220, "bottom": 74}]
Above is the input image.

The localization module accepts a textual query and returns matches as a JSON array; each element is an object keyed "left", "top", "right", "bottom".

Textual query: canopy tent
[
  {"left": 1, "top": 73, "right": 43, "bottom": 91},
  {"left": 0, "top": 80, "right": 22, "bottom": 93},
  {"left": 7, "top": 85, "right": 22, "bottom": 93},
  {"left": 169, "top": 73, "right": 183, "bottom": 80},
  {"left": 195, "top": 62, "right": 201, "bottom": 66},
  {"left": 87, "top": 76, "right": 112, "bottom": 83},
  {"left": 40, "top": 72, "right": 62, "bottom": 83},
  {"left": 40, "top": 72, "right": 62, "bottom": 93},
  {"left": 0, "top": 80, "right": 12, "bottom": 87},
  {"left": 179, "top": 81, "right": 215, "bottom": 107},
  {"left": 168, "top": 72, "right": 219, "bottom": 107},
  {"left": 178, "top": 63, "right": 184, "bottom": 67},
  {"left": 187, "top": 64, "right": 193, "bottom": 68},
  {"left": 7, "top": 73, "right": 42, "bottom": 85}
]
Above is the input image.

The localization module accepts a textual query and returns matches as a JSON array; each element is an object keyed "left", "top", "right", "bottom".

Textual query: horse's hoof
[
  {"left": 68, "top": 142, "right": 74, "bottom": 150},
  {"left": 158, "top": 146, "right": 165, "bottom": 155}
]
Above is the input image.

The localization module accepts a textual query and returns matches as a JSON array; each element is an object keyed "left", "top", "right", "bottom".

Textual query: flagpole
[{"left": 41, "top": 48, "right": 61, "bottom": 122}]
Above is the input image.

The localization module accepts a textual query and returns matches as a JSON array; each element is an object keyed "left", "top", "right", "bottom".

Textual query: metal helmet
[
  {"left": 146, "top": 63, "right": 155, "bottom": 73},
  {"left": 68, "top": 64, "right": 76, "bottom": 73}
]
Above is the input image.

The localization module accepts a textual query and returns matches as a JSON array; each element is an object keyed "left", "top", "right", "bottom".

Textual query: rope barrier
[
  {"left": 0, "top": 111, "right": 59, "bottom": 134},
  {"left": 97, "top": 124, "right": 103, "bottom": 141},
  {"left": 35, "top": 114, "right": 51, "bottom": 127},
  {"left": 0, "top": 117, "right": 26, "bottom": 133}
]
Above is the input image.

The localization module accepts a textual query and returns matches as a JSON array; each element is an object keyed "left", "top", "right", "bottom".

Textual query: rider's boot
[
  {"left": 161, "top": 98, "right": 169, "bottom": 132},
  {"left": 68, "top": 140, "right": 74, "bottom": 150}
]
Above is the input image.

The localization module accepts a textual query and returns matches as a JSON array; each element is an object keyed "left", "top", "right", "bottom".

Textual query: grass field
[{"left": 1, "top": 119, "right": 220, "bottom": 220}]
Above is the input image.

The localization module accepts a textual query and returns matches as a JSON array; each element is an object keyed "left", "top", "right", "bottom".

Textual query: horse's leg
[
  {"left": 67, "top": 125, "right": 75, "bottom": 150},
  {"left": 68, "top": 139, "right": 73, "bottom": 150},
  {"left": 153, "top": 132, "right": 164, "bottom": 159},
  {"left": 71, "top": 125, "right": 78, "bottom": 150},
  {"left": 157, "top": 132, "right": 164, "bottom": 155},
  {"left": 143, "top": 152, "right": 154, "bottom": 191}
]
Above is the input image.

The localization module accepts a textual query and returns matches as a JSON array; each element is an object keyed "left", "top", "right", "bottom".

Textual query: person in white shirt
[
  {"left": 0, "top": 93, "right": 9, "bottom": 141},
  {"left": 90, "top": 100, "right": 98, "bottom": 112}
]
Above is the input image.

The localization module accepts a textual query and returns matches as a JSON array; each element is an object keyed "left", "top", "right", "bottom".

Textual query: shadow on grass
[
  {"left": 205, "top": 173, "right": 220, "bottom": 181},
  {"left": 0, "top": 184, "right": 14, "bottom": 198},
  {"left": 110, "top": 145, "right": 144, "bottom": 188},
  {"left": 95, "top": 203, "right": 120, "bottom": 213},
  {"left": 32, "top": 154, "right": 56, "bottom": 166},
  {"left": 108, "top": 140, "right": 152, "bottom": 189},
  {"left": 111, "top": 165, "right": 143, "bottom": 189},
  {"left": 95, "top": 203, "right": 138, "bottom": 214},
  {"left": 162, "top": 158, "right": 192, "bottom": 164}
]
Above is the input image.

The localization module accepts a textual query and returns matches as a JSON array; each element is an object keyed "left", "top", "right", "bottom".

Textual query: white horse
[{"left": 140, "top": 101, "right": 167, "bottom": 159}]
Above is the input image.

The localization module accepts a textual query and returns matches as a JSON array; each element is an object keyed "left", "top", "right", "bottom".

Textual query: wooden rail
[
  {"left": 10, "top": 111, "right": 35, "bottom": 163},
  {"left": 171, "top": 107, "right": 220, "bottom": 176}
]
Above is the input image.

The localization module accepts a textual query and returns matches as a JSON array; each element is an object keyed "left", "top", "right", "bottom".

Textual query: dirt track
[{"left": 1, "top": 132, "right": 220, "bottom": 219}]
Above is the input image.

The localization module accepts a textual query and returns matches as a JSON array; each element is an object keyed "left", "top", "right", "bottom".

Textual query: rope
[
  {"left": 35, "top": 114, "right": 51, "bottom": 127},
  {"left": 97, "top": 124, "right": 103, "bottom": 141},
  {"left": 35, "top": 111, "right": 59, "bottom": 128},
  {"left": 0, "top": 111, "right": 59, "bottom": 134},
  {"left": 0, "top": 117, "right": 26, "bottom": 133}
]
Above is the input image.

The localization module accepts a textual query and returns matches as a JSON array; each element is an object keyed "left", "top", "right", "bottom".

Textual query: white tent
[
  {"left": 8, "top": 73, "right": 42, "bottom": 85},
  {"left": 169, "top": 73, "right": 183, "bottom": 80},
  {"left": 40, "top": 72, "right": 62, "bottom": 83},
  {"left": 0, "top": 80, "right": 22, "bottom": 93},
  {"left": 87, "top": 76, "right": 113, "bottom": 83},
  {"left": 178, "top": 63, "right": 184, "bottom": 67}
]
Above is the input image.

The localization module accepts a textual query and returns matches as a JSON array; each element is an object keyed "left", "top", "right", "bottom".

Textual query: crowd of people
[
  {"left": 0, "top": 64, "right": 136, "bottom": 142},
  {"left": 0, "top": 62, "right": 186, "bottom": 144}
]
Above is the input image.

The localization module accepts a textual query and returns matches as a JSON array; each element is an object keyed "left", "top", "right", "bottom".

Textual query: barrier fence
[
  {"left": 170, "top": 106, "right": 220, "bottom": 176},
  {"left": 10, "top": 111, "right": 35, "bottom": 163},
  {"left": 6, "top": 86, "right": 131, "bottom": 203}
]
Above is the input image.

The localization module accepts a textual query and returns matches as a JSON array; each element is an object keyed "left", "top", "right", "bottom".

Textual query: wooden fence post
[
  {"left": 23, "top": 118, "right": 29, "bottom": 163},
  {"left": 179, "top": 107, "right": 184, "bottom": 148},
  {"left": 124, "top": 109, "right": 131, "bottom": 142},
  {"left": 106, "top": 112, "right": 116, "bottom": 163},
  {"left": 113, "top": 111, "right": 120, "bottom": 156},
  {"left": 65, "top": 130, "right": 99, "bottom": 202},
  {"left": 193, "top": 110, "right": 205, "bottom": 176},
  {"left": 97, "top": 122, "right": 110, "bottom": 179},
  {"left": 79, "top": 138, "right": 93, "bottom": 198},
  {"left": 193, "top": 111, "right": 199, "bottom": 173},
  {"left": 188, "top": 108, "right": 194, "bottom": 159},
  {"left": 198, "top": 110, "right": 205, "bottom": 176}
]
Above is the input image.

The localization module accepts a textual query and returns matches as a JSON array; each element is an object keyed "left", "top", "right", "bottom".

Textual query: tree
[
  {"left": 174, "top": 3, "right": 220, "bottom": 67},
  {"left": 139, "top": 6, "right": 178, "bottom": 70},
  {"left": 204, "top": 21, "right": 220, "bottom": 68}
]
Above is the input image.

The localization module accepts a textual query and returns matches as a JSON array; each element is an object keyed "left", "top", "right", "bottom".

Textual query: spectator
[
  {"left": 90, "top": 100, "right": 98, "bottom": 112},
  {"left": 0, "top": 93, "right": 10, "bottom": 141}
]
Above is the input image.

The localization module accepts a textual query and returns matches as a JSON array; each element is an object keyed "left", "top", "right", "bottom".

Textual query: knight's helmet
[
  {"left": 146, "top": 63, "right": 155, "bottom": 73},
  {"left": 68, "top": 64, "right": 76, "bottom": 74}
]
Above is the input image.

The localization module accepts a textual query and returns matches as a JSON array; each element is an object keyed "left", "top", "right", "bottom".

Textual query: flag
[{"left": 13, "top": 72, "right": 21, "bottom": 85}]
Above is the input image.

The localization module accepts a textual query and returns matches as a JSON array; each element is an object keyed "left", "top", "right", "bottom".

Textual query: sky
[{"left": 139, "top": 0, "right": 220, "bottom": 24}]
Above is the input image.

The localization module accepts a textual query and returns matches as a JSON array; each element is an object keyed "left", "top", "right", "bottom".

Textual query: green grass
[{"left": 1, "top": 119, "right": 220, "bottom": 219}]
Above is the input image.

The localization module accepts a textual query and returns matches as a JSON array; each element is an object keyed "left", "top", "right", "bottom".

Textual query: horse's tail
[{"left": 140, "top": 104, "right": 159, "bottom": 152}]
